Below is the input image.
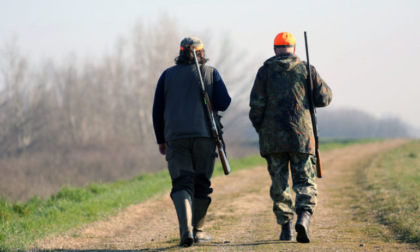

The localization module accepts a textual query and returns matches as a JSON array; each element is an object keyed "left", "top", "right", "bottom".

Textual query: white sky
[{"left": 1, "top": 0, "right": 420, "bottom": 128}]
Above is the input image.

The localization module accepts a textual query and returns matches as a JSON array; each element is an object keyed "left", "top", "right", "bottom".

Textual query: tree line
[
  {"left": 0, "top": 17, "right": 257, "bottom": 200},
  {"left": 0, "top": 18, "right": 187, "bottom": 157},
  {"left": 0, "top": 17, "right": 253, "bottom": 159},
  {"left": 317, "top": 108, "right": 411, "bottom": 139}
]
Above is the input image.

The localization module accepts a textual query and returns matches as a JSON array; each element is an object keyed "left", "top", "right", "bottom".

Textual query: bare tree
[
  {"left": 0, "top": 17, "right": 259, "bottom": 200},
  {"left": 0, "top": 39, "right": 31, "bottom": 155}
]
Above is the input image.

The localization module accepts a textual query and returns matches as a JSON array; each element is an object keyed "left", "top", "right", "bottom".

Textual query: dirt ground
[{"left": 36, "top": 139, "right": 418, "bottom": 251}]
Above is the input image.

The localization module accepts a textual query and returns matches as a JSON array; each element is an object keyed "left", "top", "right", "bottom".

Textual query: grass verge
[
  {"left": 354, "top": 140, "right": 420, "bottom": 245},
  {"left": 0, "top": 139, "right": 371, "bottom": 250},
  {"left": 0, "top": 171, "right": 172, "bottom": 250},
  {"left": 319, "top": 138, "right": 381, "bottom": 151},
  {"left": 0, "top": 155, "right": 266, "bottom": 250}
]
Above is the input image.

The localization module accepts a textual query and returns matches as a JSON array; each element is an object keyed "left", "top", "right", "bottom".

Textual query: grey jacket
[{"left": 163, "top": 64, "right": 214, "bottom": 142}]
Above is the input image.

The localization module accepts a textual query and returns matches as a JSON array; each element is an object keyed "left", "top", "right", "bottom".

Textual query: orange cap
[{"left": 274, "top": 32, "right": 296, "bottom": 47}]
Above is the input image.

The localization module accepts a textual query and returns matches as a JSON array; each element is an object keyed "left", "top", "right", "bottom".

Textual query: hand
[{"left": 158, "top": 143, "right": 166, "bottom": 155}]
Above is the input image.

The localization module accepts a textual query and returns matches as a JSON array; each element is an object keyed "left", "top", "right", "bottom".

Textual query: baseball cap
[
  {"left": 180, "top": 37, "right": 204, "bottom": 51},
  {"left": 274, "top": 32, "right": 296, "bottom": 47}
]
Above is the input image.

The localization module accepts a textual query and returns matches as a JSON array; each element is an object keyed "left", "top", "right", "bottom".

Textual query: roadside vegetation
[
  {"left": 0, "top": 155, "right": 266, "bottom": 250},
  {"left": 319, "top": 138, "right": 380, "bottom": 151},
  {"left": 0, "top": 139, "right": 402, "bottom": 250},
  {"left": 0, "top": 171, "right": 172, "bottom": 250},
  {"left": 353, "top": 140, "right": 420, "bottom": 246}
]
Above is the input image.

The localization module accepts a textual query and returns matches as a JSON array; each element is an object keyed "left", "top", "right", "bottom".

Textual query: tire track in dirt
[{"left": 36, "top": 139, "right": 417, "bottom": 251}]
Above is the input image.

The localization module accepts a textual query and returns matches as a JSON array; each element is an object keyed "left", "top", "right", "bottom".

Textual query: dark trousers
[{"left": 166, "top": 137, "right": 216, "bottom": 200}]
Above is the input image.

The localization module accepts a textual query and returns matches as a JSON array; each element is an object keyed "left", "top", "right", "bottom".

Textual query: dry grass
[
  {"left": 0, "top": 137, "right": 258, "bottom": 201},
  {"left": 0, "top": 142, "right": 166, "bottom": 201}
]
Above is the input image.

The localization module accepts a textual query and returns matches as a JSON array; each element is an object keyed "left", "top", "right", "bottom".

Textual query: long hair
[{"left": 174, "top": 45, "right": 209, "bottom": 65}]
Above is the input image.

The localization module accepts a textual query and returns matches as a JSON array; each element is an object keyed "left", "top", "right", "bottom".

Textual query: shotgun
[
  {"left": 192, "top": 48, "right": 231, "bottom": 175},
  {"left": 304, "top": 31, "right": 323, "bottom": 178}
]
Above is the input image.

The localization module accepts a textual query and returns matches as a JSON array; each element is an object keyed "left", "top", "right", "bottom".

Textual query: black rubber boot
[
  {"left": 192, "top": 198, "right": 212, "bottom": 243},
  {"left": 295, "top": 211, "right": 311, "bottom": 243},
  {"left": 279, "top": 221, "right": 294, "bottom": 241},
  {"left": 172, "top": 190, "right": 194, "bottom": 247}
]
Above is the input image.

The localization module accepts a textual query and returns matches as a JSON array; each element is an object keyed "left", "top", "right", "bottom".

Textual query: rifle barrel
[
  {"left": 193, "top": 49, "right": 231, "bottom": 175},
  {"left": 304, "top": 31, "right": 322, "bottom": 178}
]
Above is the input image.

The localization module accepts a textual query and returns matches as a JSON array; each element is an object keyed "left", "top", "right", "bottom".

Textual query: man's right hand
[{"left": 158, "top": 143, "right": 166, "bottom": 155}]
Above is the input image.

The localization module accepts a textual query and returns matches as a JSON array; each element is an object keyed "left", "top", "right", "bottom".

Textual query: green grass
[
  {"left": 356, "top": 140, "right": 420, "bottom": 244},
  {"left": 0, "top": 171, "right": 173, "bottom": 250},
  {"left": 319, "top": 138, "right": 381, "bottom": 151},
  {"left": 0, "top": 155, "right": 267, "bottom": 250},
  {"left": 0, "top": 138, "right": 377, "bottom": 250}
]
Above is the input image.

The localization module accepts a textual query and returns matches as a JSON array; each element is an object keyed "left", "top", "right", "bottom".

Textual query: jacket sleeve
[
  {"left": 249, "top": 67, "right": 266, "bottom": 132},
  {"left": 212, "top": 69, "right": 231, "bottom": 111},
  {"left": 152, "top": 71, "right": 166, "bottom": 144},
  {"left": 311, "top": 66, "right": 332, "bottom": 108}
]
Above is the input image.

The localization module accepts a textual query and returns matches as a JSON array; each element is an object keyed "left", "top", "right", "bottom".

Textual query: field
[
  {"left": 354, "top": 140, "right": 420, "bottom": 243},
  {"left": 1, "top": 139, "right": 419, "bottom": 250},
  {"left": 0, "top": 142, "right": 167, "bottom": 201}
]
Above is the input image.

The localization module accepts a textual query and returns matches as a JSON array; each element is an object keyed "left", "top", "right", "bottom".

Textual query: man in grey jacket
[{"left": 152, "top": 37, "right": 231, "bottom": 247}]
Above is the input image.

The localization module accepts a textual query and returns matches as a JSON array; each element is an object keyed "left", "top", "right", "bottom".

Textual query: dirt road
[{"left": 37, "top": 140, "right": 417, "bottom": 251}]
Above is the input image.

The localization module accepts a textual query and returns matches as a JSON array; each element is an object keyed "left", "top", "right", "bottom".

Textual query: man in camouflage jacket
[{"left": 249, "top": 32, "right": 332, "bottom": 243}]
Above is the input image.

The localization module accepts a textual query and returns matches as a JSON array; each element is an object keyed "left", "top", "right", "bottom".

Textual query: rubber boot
[
  {"left": 192, "top": 197, "right": 212, "bottom": 243},
  {"left": 295, "top": 211, "right": 311, "bottom": 243},
  {"left": 171, "top": 190, "right": 194, "bottom": 247},
  {"left": 279, "top": 220, "right": 294, "bottom": 241}
]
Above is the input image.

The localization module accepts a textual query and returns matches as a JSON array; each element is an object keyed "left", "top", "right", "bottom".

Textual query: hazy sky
[{"left": 1, "top": 0, "right": 420, "bottom": 128}]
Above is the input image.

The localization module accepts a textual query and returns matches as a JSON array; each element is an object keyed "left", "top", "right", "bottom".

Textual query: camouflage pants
[{"left": 266, "top": 152, "right": 317, "bottom": 225}]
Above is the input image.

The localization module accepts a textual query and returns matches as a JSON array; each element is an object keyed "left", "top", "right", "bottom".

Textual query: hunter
[
  {"left": 152, "top": 37, "right": 231, "bottom": 247},
  {"left": 249, "top": 32, "right": 332, "bottom": 243}
]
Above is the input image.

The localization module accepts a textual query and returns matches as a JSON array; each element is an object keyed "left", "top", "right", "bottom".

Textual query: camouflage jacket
[{"left": 249, "top": 53, "right": 332, "bottom": 156}]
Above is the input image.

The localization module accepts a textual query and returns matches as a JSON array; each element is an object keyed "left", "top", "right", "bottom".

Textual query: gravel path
[{"left": 37, "top": 139, "right": 417, "bottom": 251}]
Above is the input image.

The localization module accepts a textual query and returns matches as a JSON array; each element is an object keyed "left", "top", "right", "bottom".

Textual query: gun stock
[{"left": 217, "top": 144, "right": 231, "bottom": 175}]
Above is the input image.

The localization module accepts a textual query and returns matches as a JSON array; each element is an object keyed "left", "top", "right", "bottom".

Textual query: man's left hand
[{"left": 158, "top": 143, "right": 166, "bottom": 155}]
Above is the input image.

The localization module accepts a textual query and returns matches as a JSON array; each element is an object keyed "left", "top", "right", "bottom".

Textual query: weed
[{"left": 408, "top": 152, "right": 417, "bottom": 158}]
